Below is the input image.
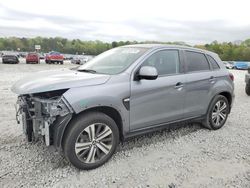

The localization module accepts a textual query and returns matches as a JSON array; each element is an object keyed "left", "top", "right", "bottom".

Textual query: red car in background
[
  {"left": 45, "top": 52, "right": 64, "bottom": 64},
  {"left": 26, "top": 52, "right": 40, "bottom": 64}
]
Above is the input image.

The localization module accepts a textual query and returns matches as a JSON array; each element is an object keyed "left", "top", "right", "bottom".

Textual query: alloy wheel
[
  {"left": 211, "top": 100, "right": 228, "bottom": 127},
  {"left": 74, "top": 123, "right": 113, "bottom": 164}
]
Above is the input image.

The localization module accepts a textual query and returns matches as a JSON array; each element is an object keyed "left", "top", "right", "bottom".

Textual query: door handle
[
  {"left": 174, "top": 82, "right": 183, "bottom": 89},
  {"left": 209, "top": 76, "right": 216, "bottom": 83}
]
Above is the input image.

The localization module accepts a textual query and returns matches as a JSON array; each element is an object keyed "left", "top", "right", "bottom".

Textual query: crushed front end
[{"left": 16, "top": 90, "right": 73, "bottom": 147}]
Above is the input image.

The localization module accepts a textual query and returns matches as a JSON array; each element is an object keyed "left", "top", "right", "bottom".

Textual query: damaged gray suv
[{"left": 12, "top": 44, "right": 234, "bottom": 169}]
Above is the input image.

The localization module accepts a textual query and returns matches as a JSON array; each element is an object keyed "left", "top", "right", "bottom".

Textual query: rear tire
[
  {"left": 63, "top": 112, "right": 119, "bottom": 170},
  {"left": 202, "top": 95, "right": 229, "bottom": 130},
  {"left": 246, "top": 84, "right": 250, "bottom": 96}
]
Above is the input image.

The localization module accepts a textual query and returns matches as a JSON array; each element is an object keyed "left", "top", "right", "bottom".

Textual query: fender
[{"left": 52, "top": 82, "right": 131, "bottom": 150}]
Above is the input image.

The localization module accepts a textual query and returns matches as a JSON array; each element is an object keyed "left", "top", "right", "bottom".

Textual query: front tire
[
  {"left": 202, "top": 95, "right": 229, "bottom": 130},
  {"left": 63, "top": 112, "right": 119, "bottom": 170},
  {"left": 246, "top": 84, "right": 250, "bottom": 96}
]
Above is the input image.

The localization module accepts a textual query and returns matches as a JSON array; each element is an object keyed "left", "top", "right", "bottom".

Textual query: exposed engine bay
[{"left": 16, "top": 89, "right": 73, "bottom": 146}]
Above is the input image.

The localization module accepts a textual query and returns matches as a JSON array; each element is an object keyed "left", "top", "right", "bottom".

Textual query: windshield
[
  {"left": 50, "top": 52, "right": 60, "bottom": 55},
  {"left": 28, "top": 53, "right": 37, "bottom": 56},
  {"left": 78, "top": 47, "right": 148, "bottom": 74}
]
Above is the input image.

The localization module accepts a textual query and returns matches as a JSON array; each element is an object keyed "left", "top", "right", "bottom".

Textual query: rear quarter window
[{"left": 207, "top": 55, "right": 220, "bottom": 70}]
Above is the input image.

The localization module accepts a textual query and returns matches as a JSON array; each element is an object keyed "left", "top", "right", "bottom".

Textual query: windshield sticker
[{"left": 121, "top": 49, "right": 140, "bottom": 54}]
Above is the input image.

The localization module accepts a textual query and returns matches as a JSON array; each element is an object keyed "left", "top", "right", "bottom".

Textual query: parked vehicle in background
[
  {"left": 12, "top": 44, "right": 234, "bottom": 170},
  {"left": 81, "top": 56, "right": 89, "bottom": 64},
  {"left": 245, "top": 68, "right": 250, "bottom": 95},
  {"left": 39, "top": 53, "right": 45, "bottom": 59},
  {"left": 71, "top": 55, "right": 82, "bottom": 64},
  {"left": 248, "top": 62, "right": 250, "bottom": 68},
  {"left": 19, "top": 52, "right": 28, "bottom": 58},
  {"left": 71, "top": 55, "right": 88, "bottom": 65},
  {"left": 26, "top": 52, "right": 40, "bottom": 64},
  {"left": 223, "top": 61, "right": 234, "bottom": 69},
  {"left": 2, "top": 54, "right": 19, "bottom": 64},
  {"left": 64, "top": 54, "right": 74, "bottom": 60},
  {"left": 233, "top": 61, "right": 248, "bottom": 70},
  {"left": 45, "top": 52, "right": 64, "bottom": 64}
]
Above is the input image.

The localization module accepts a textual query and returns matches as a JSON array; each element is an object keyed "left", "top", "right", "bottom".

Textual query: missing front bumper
[{"left": 16, "top": 95, "right": 73, "bottom": 146}]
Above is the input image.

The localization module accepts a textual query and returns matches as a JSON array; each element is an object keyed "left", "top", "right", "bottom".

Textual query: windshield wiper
[{"left": 77, "top": 69, "right": 97, "bottom": 73}]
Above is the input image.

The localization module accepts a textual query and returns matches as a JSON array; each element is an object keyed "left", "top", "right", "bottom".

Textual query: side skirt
[{"left": 123, "top": 115, "right": 205, "bottom": 141}]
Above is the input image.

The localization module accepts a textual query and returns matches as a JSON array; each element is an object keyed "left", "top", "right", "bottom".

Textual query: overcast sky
[{"left": 0, "top": 0, "right": 250, "bottom": 44}]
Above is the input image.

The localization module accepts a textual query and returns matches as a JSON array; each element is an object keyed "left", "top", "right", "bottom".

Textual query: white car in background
[
  {"left": 71, "top": 55, "right": 89, "bottom": 65},
  {"left": 223, "top": 61, "right": 234, "bottom": 69}
]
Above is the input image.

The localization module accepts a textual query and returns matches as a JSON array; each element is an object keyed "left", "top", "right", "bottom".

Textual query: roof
[
  {"left": 121, "top": 44, "right": 217, "bottom": 56},
  {"left": 3, "top": 53, "right": 18, "bottom": 56}
]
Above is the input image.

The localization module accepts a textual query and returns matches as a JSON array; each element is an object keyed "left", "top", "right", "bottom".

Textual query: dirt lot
[{"left": 0, "top": 62, "right": 250, "bottom": 188}]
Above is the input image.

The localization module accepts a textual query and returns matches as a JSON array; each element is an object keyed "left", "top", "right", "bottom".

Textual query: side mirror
[{"left": 138, "top": 66, "right": 158, "bottom": 80}]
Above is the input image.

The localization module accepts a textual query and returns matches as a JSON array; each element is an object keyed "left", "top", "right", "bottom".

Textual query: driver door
[{"left": 130, "top": 49, "right": 186, "bottom": 131}]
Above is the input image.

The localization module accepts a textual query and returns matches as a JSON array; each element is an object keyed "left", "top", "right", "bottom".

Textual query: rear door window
[{"left": 185, "top": 51, "right": 210, "bottom": 72}]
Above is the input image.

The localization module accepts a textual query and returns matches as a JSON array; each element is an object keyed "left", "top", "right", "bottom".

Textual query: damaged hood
[{"left": 11, "top": 68, "right": 110, "bottom": 95}]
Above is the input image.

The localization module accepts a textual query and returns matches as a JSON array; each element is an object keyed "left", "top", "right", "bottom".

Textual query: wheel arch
[
  {"left": 59, "top": 106, "right": 124, "bottom": 151},
  {"left": 218, "top": 91, "right": 232, "bottom": 106},
  {"left": 207, "top": 91, "right": 233, "bottom": 115}
]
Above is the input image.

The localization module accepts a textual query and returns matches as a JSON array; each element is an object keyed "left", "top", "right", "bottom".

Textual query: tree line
[
  {"left": 0, "top": 37, "right": 250, "bottom": 61},
  {"left": 0, "top": 37, "right": 187, "bottom": 55},
  {"left": 195, "top": 39, "right": 250, "bottom": 61}
]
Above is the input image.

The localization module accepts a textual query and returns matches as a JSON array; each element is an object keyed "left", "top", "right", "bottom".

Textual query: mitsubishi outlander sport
[{"left": 12, "top": 44, "right": 234, "bottom": 170}]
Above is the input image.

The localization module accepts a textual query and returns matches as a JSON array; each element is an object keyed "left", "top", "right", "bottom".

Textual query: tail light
[{"left": 229, "top": 73, "right": 234, "bottom": 81}]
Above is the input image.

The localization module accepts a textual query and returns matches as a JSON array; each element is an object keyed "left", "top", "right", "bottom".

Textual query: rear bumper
[
  {"left": 26, "top": 59, "right": 39, "bottom": 61},
  {"left": 3, "top": 59, "right": 18, "bottom": 63},
  {"left": 71, "top": 60, "right": 80, "bottom": 64},
  {"left": 26, "top": 60, "right": 39, "bottom": 63}
]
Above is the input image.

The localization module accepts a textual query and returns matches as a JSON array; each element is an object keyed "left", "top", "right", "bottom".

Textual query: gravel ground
[{"left": 0, "top": 62, "right": 250, "bottom": 188}]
